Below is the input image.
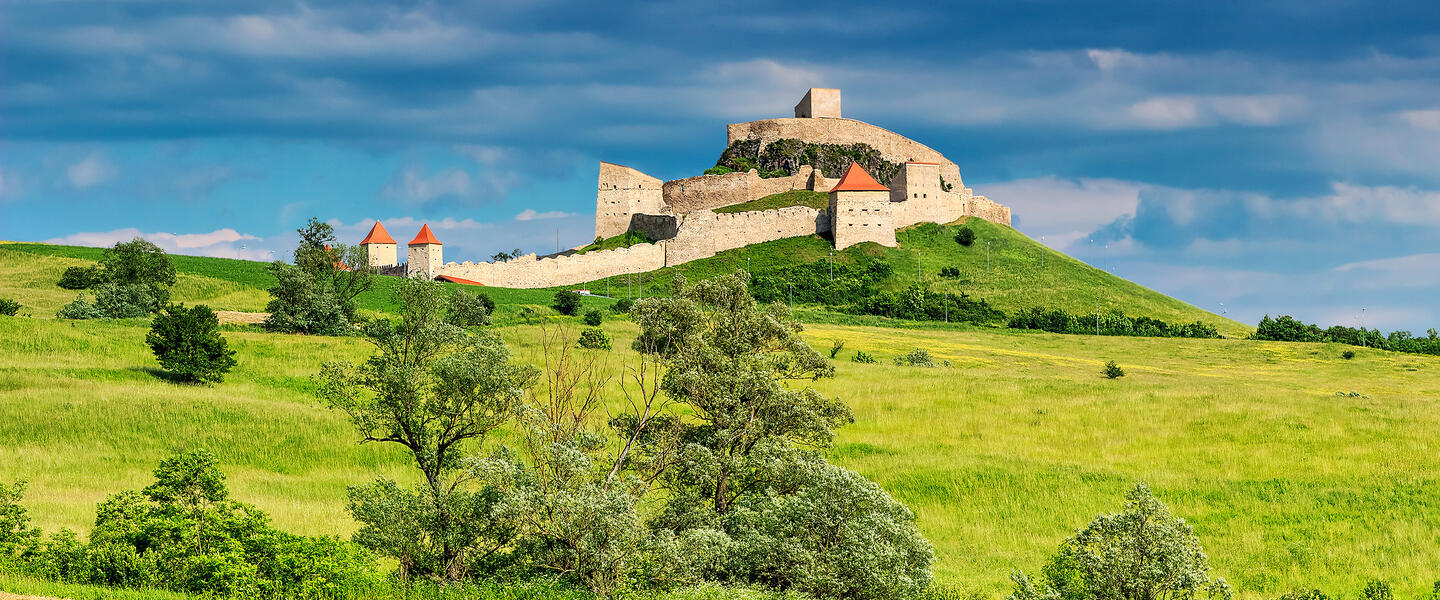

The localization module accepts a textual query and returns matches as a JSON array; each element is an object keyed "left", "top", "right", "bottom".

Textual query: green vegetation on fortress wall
[
  {"left": 710, "top": 138, "right": 904, "bottom": 183},
  {"left": 712, "top": 189, "right": 830, "bottom": 214}
]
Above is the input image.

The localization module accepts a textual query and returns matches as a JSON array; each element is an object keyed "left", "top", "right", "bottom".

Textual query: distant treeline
[
  {"left": 748, "top": 258, "right": 1218, "bottom": 339},
  {"left": 1254, "top": 315, "right": 1440, "bottom": 356}
]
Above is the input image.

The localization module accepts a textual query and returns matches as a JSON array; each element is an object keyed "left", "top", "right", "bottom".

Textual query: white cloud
[
  {"left": 515, "top": 208, "right": 577, "bottom": 221},
  {"left": 979, "top": 176, "right": 1142, "bottom": 250},
  {"left": 66, "top": 154, "right": 117, "bottom": 190},
  {"left": 1332, "top": 253, "right": 1440, "bottom": 288},
  {"left": 1398, "top": 108, "right": 1440, "bottom": 130},
  {"left": 1124, "top": 94, "right": 1305, "bottom": 130},
  {"left": 43, "top": 227, "right": 275, "bottom": 260}
]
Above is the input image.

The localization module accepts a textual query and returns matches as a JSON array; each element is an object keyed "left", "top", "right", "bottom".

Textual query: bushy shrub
[
  {"left": 955, "top": 226, "right": 976, "bottom": 247},
  {"left": 894, "top": 348, "right": 938, "bottom": 368},
  {"left": 554, "top": 290, "right": 583, "bottom": 316},
  {"left": 446, "top": 289, "right": 494, "bottom": 329},
  {"left": 56, "top": 293, "right": 104, "bottom": 320},
  {"left": 57, "top": 265, "right": 104, "bottom": 290},
  {"left": 939, "top": 266, "right": 961, "bottom": 278},
  {"left": 1359, "top": 581, "right": 1393, "bottom": 600},
  {"left": 262, "top": 262, "right": 351, "bottom": 336},
  {"left": 1103, "top": 360, "right": 1125, "bottom": 379},
  {"left": 584, "top": 309, "right": 604, "bottom": 326},
  {"left": 1341, "top": 350, "right": 1356, "bottom": 360},
  {"left": 851, "top": 351, "right": 878, "bottom": 364},
  {"left": 612, "top": 298, "right": 634, "bottom": 313},
  {"left": 724, "top": 458, "right": 934, "bottom": 600},
  {"left": 1253, "top": 315, "right": 1326, "bottom": 342},
  {"left": 577, "top": 327, "right": 612, "bottom": 350},
  {"left": 829, "top": 339, "right": 845, "bottom": 359},
  {"left": 146, "top": 304, "right": 237, "bottom": 384},
  {"left": 1009, "top": 483, "right": 1231, "bottom": 600},
  {"left": 100, "top": 238, "right": 176, "bottom": 306},
  {"left": 0, "top": 299, "right": 20, "bottom": 317},
  {"left": 0, "top": 479, "right": 42, "bottom": 564}
]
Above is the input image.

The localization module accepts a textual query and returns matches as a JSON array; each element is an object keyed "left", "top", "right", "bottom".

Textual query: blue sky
[{"left": 3, "top": 0, "right": 1437, "bottom": 331}]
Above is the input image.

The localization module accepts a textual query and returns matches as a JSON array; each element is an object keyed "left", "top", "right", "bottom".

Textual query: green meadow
[{"left": 1, "top": 232, "right": 1435, "bottom": 598}]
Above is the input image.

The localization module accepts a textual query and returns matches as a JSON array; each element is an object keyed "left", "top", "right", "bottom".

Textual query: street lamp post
[{"left": 1220, "top": 302, "right": 1227, "bottom": 338}]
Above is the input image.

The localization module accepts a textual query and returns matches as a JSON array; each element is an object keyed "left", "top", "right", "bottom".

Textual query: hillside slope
[{"left": 604, "top": 218, "right": 1244, "bottom": 331}]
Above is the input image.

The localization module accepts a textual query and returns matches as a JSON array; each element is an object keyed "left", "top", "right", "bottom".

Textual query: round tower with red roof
[
  {"left": 407, "top": 224, "right": 443, "bottom": 279},
  {"left": 828, "top": 162, "right": 898, "bottom": 250},
  {"left": 358, "top": 220, "right": 398, "bottom": 268}
]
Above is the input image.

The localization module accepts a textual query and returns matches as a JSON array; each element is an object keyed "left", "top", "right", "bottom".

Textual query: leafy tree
[
  {"left": 955, "top": 226, "right": 976, "bottom": 247},
  {"left": 292, "top": 218, "right": 375, "bottom": 318},
  {"left": 100, "top": 238, "right": 176, "bottom": 305},
  {"left": 577, "top": 327, "right": 612, "bottom": 350},
  {"left": 554, "top": 289, "right": 583, "bottom": 316},
  {"left": 0, "top": 479, "right": 42, "bottom": 564},
  {"left": 262, "top": 262, "right": 350, "bottom": 336},
  {"left": 491, "top": 248, "right": 523, "bottom": 262},
  {"left": 56, "top": 293, "right": 104, "bottom": 320},
  {"left": 57, "top": 265, "right": 104, "bottom": 290},
  {"left": 0, "top": 299, "right": 20, "bottom": 317},
  {"left": 1103, "top": 360, "right": 1125, "bottom": 379},
  {"left": 446, "top": 288, "right": 494, "bottom": 329},
  {"left": 293, "top": 217, "right": 336, "bottom": 266},
  {"left": 1009, "top": 482, "right": 1231, "bottom": 600},
  {"left": 584, "top": 308, "right": 604, "bottom": 326},
  {"left": 612, "top": 298, "right": 634, "bottom": 313},
  {"left": 318, "top": 278, "right": 537, "bottom": 579},
  {"left": 93, "top": 283, "right": 161, "bottom": 318},
  {"left": 146, "top": 304, "right": 238, "bottom": 384}
]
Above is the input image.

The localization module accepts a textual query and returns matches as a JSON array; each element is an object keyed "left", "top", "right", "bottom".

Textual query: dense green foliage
[
  {"left": 576, "top": 327, "right": 612, "bottom": 350},
  {"left": 584, "top": 309, "right": 604, "bottom": 326},
  {"left": 750, "top": 256, "right": 893, "bottom": 307},
  {"left": 6, "top": 451, "right": 377, "bottom": 598},
  {"left": 262, "top": 262, "right": 351, "bottom": 336},
  {"left": 1009, "top": 483, "right": 1230, "bottom": 600},
  {"left": 1253, "top": 315, "right": 1440, "bottom": 356},
  {"left": 1009, "top": 307, "right": 1219, "bottom": 339},
  {"left": 146, "top": 304, "right": 238, "bottom": 384},
  {"left": 0, "top": 299, "right": 19, "bottom": 317},
  {"left": 714, "top": 138, "right": 903, "bottom": 183},
  {"left": 713, "top": 190, "right": 830, "bottom": 214},
  {"left": 955, "top": 227, "right": 975, "bottom": 247},
  {"left": 855, "top": 285, "right": 1008, "bottom": 324},
  {"left": 446, "top": 288, "right": 495, "bottom": 329},
  {"left": 100, "top": 238, "right": 177, "bottom": 305},
  {"left": 893, "top": 348, "right": 942, "bottom": 368},
  {"left": 578, "top": 231, "right": 654, "bottom": 254},
  {"left": 57, "top": 265, "right": 104, "bottom": 290},
  {"left": 554, "top": 289, "right": 583, "bottom": 316},
  {"left": 613, "top": 298, "right": 634, "bottom": 314},
  {"left": 1103, "top": 361, "right": 1125, "bottom": 379}
]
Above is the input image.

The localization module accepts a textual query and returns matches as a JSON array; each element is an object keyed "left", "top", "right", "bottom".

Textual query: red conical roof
[
  {"left": 829, "top": 162, "right": 889, "bottom": 192},
  {"left": 359, "top": 221, "right": 396, "bottom": 245},
  {"left": 409, "top": 224, "right": 442, "bottom": 246}
]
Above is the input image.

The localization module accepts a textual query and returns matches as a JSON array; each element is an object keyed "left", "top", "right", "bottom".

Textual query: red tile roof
[
  {"left": 435, "top": 274, "right": 483, "bottom": 286},
  {"left": 409, "top": 224, "right": 442, "bottom": 246},
  {"left": 359, "top": 221, "right": 396, "bottom": 245},
  {"left": 830, "top": 162, "right": 889, "bottom": 192}
]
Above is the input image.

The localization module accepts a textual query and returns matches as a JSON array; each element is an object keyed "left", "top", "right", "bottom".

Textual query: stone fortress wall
[{"left": 420, "top": 88, "right": 1012, "bottom": 289}]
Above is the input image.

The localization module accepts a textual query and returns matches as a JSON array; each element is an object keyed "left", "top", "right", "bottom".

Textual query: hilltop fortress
[{"left": 363, "top": 88, "right": 1011, "bottom": 287}]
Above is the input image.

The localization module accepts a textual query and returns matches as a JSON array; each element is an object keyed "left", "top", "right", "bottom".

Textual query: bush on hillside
[
  {"left": 55, "top": 293, "right": 104, "bottom": 320},
  {"left": 0, "top": 299, "right": 20, "bottom": 317},
  {"left": 100, "top": 238, "right": 176, "bottom": 306},
  {"left": 1008, "top": 482, "right": 1231, "bottom": 600},
  {"left": 584, "top": 309, "right": 604, "bottom": 326},
  {"left": 577, "top": 326, "right": 612, "bottom": 350},
  {"left": 24, "top": 450, "right": 379, "bottom": 598},
  {"left": 1103, "top": 360, "right": 1125, "bottom": 379},
  {"left": 1341, "top": 350, "right": 1356, "bottom": 360},
  {"left": 1253, "top": 315, "right": 1326, "bottom": 343},
  {"left": 939, "top": 266, "right": 961, "bottom": 278},
  {"left": 262, "top": 262, "right": 351, "bottom": 336},
  {"left": 612, "top": 298, "right": 634, "bottom": 314},
  {"left": 146, "top": 304, "right": 238, "bottom": 384},
  {"left": 829, "top": 339, "right": 845, "bottom": 359},
  {"left": 1009, "top": 307, "right": 1219, "bottom": 339},
  {"left": 554, "top": 290, "right": 583, "bottom": 316},
  {"left": 955, "top": 226, "right": 976, "bottom": 247},
  {"left": 851, "top": 350, "right": 878, "bottom": 364},
  {"left": 55, "top": 284, "right": 161, "bottom": 320},
  {"left": 445, "top": 288, "right": 494, "bottom": 329},
  {"left": 0, "top": 479, "right": 42, "bottom": 564},
  {"left": 57, "top": 265, "right": 104, "bottom": 290},
  {"left": 894, "top": 348, "right": 940, "bottom": 368}
]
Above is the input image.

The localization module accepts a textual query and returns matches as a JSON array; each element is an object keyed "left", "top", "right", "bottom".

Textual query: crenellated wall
[
  {"left": 726, "top": 118, "right": 965, "bottom": 190},
  {"left": 665, "top": 206, "right": 830, "bottom": 264},
  {"left": 662, "top": 167, "right": 817, "bottom": 213}
]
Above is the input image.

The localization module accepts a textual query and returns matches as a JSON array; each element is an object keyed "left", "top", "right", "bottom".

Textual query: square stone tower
[
  {"left": 359, "top": 220, "right": 398, "bottom": 268},
  {"left": 407, "top": 224, "right": 443, "bottom": 279},
  {"left": 794, "top": 88, "right": 841, "bottom": 119},
  {"left": 828, "top": 163, "right": 896, "bottom": 250},
  {"left": 595, "top": 162, "right": 665, "bottom": 241}
]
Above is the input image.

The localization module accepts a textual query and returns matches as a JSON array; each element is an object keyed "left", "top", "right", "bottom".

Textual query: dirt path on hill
[{"left": 215, "top": 310, "right": 268, "bottom": 325}]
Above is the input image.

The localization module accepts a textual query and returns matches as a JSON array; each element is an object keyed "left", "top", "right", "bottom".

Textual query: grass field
[{"left": 2, "top": 310, "right": 1437, "bottom": 598}]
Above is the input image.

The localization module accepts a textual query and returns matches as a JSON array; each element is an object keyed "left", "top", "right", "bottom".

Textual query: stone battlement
[{"left": 367, "top": 88, "right": 1012, "bottom": 289}]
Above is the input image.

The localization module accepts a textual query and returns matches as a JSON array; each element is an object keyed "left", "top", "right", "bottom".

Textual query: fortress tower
[
  {"left": 407, "top": 224, "right": 443, "bottom": 279},
  {"left": 595, "top": 162, "right": 664, "bottom": 240},
  {"left": 794, "top": 88, "right": 841, "bottom": 118},
  {"left": 359, "top": 221, "right": 397, "bottom": 268},
  {"left": 828, "top": 163, "right": 896, "bottom": 250}
]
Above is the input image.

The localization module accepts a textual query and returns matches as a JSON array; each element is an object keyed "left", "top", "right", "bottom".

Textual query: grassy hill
[
  {"left": 594, "top": 218, "right": 1246, "bottom": 332},
  {"left": 1, "top": 310, "right": 1437, "bottom": 597}
]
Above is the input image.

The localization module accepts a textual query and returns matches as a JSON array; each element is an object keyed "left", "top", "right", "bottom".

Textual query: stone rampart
[
  {"left": 662, "top": 166, "right": 815, "bottom": 213},
  {"left": 435, "top": 242, "right": 667, "bottom": 288},
  {"left": 666, "top": 206, "right": 829, "bottom": 264},
  {"left": 726, "top": 118, "right": 964, "bottom": 189}
]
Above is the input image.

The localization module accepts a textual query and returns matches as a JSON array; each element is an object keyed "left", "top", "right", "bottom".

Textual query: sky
[{"left": 2, "top": 0, "right": 1437, "bottom": 331}]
